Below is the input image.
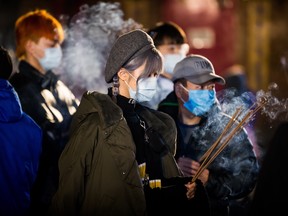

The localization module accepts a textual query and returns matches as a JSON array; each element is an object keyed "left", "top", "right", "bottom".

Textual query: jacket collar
[
  {"left": 18, "top": 60, "right": 58, "bottom": 88},
  {"left": 72, "top": 91, "right": 123, "bottom": 131}
]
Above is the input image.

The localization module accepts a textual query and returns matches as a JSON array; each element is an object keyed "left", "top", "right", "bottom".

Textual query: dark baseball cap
[{"left": 172, "top": 54, "right": 225, "bottom": 85}]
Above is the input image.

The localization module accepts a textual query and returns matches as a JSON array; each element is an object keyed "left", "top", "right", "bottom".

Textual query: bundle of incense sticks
[{"left": 191, "top": 96, "right": 267, "bottom": 183}]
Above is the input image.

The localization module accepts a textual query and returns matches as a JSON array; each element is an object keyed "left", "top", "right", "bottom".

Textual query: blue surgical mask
[
  {"left": 39, "top": 47, "right": 63, "bottom": 71},
  {"left": 180, "top": 85, "right": 216, "bottom": 116},
  {"left": 125, "top": 73, "right": 158, "bottom": 102},
  {"left": 163, "top": 54, "right": 185, "bottom": 74}
]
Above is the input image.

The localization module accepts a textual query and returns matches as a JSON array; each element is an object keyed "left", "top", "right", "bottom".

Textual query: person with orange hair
[{"left": 10, "top": 9, "right": 79, "bottom": 215}]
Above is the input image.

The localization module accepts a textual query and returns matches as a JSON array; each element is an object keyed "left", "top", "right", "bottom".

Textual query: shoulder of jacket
[{"left": 76, "top": 91, "right": 124, "bottom": 128}]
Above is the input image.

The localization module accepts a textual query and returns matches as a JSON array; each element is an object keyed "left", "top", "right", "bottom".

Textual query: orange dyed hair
[{"left": 15, "top": 9, "right": 64, "bottom": 58}]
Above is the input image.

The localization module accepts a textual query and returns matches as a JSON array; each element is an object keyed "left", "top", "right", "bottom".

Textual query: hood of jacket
[
  {"left": 69, "top": 91, "right": 124, "bottom": 134},
  {"left": 0, "top": 79, "right": 22, "bottom": 123}
]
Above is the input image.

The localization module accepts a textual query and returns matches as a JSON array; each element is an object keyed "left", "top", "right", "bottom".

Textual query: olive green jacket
[{"left": 49, "top": 91, "right": 181, "bottom": 216}]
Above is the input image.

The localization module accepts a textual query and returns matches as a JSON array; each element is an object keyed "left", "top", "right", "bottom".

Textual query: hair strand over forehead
[{"left": 123, "top": 48, "right": 163, "bottom": 80}]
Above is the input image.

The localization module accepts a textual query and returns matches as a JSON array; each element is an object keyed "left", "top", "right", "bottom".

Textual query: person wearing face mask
[
  {"left": 9, "top": 9, "right": 79, "bottom": 215},
  {"left": 49, "top": 29, "right": 211, "bottom": 216},
  {"left": 140, "top": 21, "right": 189, "bottom": 110},
  {"left": 158, "top": 54, "right": 259, "bottom": 216}
]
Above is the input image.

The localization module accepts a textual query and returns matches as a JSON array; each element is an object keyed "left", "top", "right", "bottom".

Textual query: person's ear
[
  {"left": 175, "top": 82, "right": 189, "bottom": 102},
  {"left": 175, "top": 82, "right": 183, "bottom": 98},
  {"left": 117, "top": 68, "right": 129, "bottom": 82},
  {"left": 182, "top": 43, "right": 190, "bottom": 55},
  {"left": 25, "top": 40, "right": 34, "bottom": 53}
]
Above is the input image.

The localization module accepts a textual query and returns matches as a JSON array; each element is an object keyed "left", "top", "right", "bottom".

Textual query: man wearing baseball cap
[{"left": 158, "top": 54, "right": 259, "bottom": 216}]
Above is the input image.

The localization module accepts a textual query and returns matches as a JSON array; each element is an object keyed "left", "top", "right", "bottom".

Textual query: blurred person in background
[
  {"left": 158, "top": 55, "right": 259, "bottom": 216},
  {"left": 221, "top": 64, "right": 260, "bottom": 216},
  {"left": 223, "top": 64, "right": 249, "bottom": 96},
  {"left": 0, "top": 46, "right": 42, "bottom": 216},
  {"left": 141, "top": 21, "right": 189, "bottom": 109},
  {"left": 221, "top": 64, "right": 260, "bottom": 161},
  {"left": 10, "top": 9, "right": 79, "bottom": 215}
]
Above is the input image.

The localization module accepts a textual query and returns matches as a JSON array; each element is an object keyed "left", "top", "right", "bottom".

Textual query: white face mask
[
  {"left": 163, "top": 53, "right": 185, "bottom": 74},
  {"left": 125, "top": 73, "right": 158, "bottom": 102},
  {"left": 39, "top": 47, "right": 63, "bottom": 71}
]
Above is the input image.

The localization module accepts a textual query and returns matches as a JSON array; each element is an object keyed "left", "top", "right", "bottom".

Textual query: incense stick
[
  {"left": 191, "top": 97, "right": 267, "bottom": 183},
  {"left": 199, "top": 107, "right": 243, "bottom": 163}
]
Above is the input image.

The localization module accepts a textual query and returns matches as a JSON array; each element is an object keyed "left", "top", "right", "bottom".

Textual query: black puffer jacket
[
  {"left": 10, "top": 60, "right": 79, "bottom": 214},
  {"left": 159, "top": 91, "right": 259, "bottom": 216}
]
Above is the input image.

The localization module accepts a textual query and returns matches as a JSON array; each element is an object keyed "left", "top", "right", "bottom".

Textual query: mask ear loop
[
  {"left": 177, "top": 83, "right": 189, "bottom": 103},
  {"left": 124, "top": 72, "right": 137, "bottom": 91},
  {"left": 123, "top": 71, "right": 138, "bottom": 100},
  {"left": 127, "top": 72, "right": 138, "bottom": 86},
  {"left": 124, "top": 71, "right": 138, "bottom": 86}
]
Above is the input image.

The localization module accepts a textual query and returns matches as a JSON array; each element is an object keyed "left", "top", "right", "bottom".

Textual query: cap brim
[{"left": 183, "top": 73, "right": 226, "bottom": 85}]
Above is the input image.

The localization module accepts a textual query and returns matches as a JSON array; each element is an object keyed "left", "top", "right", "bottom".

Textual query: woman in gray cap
[{"left": 50, "top": 29, "right": 210, "bottom": 216}]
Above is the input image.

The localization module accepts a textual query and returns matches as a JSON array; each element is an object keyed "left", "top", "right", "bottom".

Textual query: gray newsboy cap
[
  {"left": 105, "top": 29, "right": 155, "bottom": 83},
  {"left": 172, "top": 54, "right": 225, "bottom": 85}
]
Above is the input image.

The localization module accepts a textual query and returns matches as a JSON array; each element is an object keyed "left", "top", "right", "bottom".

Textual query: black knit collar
[{"left": 107, "top": 87, "right": 137, "bottom": 113}]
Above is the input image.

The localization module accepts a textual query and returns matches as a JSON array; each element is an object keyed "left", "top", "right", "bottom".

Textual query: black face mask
[{"left": 225, "top": 74, "right": 248, "bottom": 96}]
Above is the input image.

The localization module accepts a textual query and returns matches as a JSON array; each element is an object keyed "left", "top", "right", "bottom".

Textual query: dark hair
[
  {"left": 0, "top": 46, "right": 13, "bottom": 80},
  {"left": 122, "top": 47, "right": 163, "bottom": 81},
  {"left": 147, "top": 21, "right": 187, "bottom": 47}
]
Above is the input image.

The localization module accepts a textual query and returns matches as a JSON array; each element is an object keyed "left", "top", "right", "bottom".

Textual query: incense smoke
[
  {"left": 256, "top": 82, "right": 288, "bottom": 122},
  {"left": 202, "top": 83, "right": 288, "bottom": 163},
  {"left": 55, "top": 2, "right": 143, "bottom": 99},
  {"left": 219, "top": 82, "right": 288, "bottom": 124}
]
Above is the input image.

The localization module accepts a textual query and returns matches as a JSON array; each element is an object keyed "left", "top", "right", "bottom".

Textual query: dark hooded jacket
[
  {"left": 49, "top": 90, "right": 184, "bottom": 216},
  {"left": 158, "top": 91, "right": 259, "bottom": 215},
  {"left": 10, "top": 60, "right": 79, "bottom": 213},
  {"left": 0, "top": 79, "right": 42, "bottom": 216}
]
